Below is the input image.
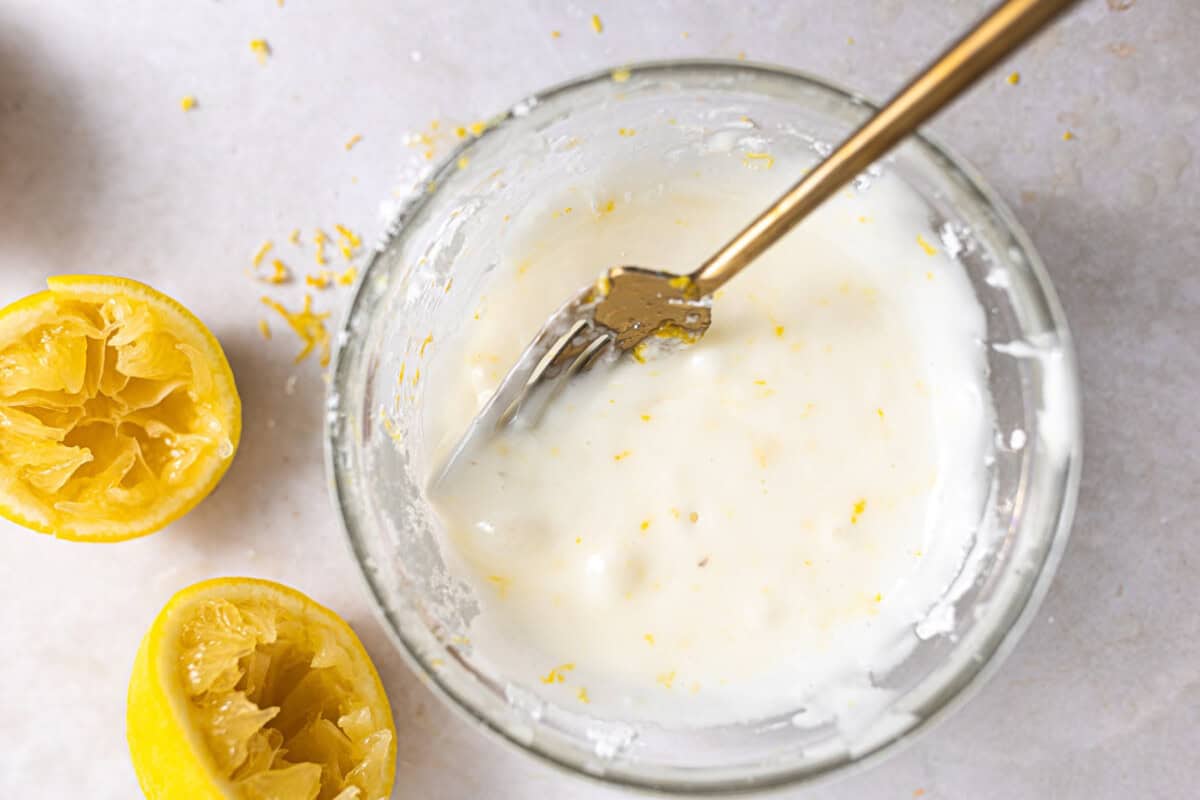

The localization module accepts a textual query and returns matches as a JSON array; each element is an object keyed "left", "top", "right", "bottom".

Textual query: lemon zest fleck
[
  {"left": 577, "top": 687, "right": 590, "bottom": 703},
  {"left": 916, "top": 234, "right": 938, "bottom": 256},
  {"left": 640, "top": 519, "right": 651, "bottom": 532},
  {"left": 486, "top": 575, "right": 511, "bottom": 597},
  {"left": 261, "top": 294, "right": 331, "bottom": 366},
  {"left": 337, "top": 266, "right": 358, "bottom": 286},
  {"left": 656, "top": 671, "right": 676, "bottom": 689},
  {"left": 305, "top": 270, "right": 333, "bottom": 290},
  {"left": 540, "top": 663, "right": 576, "bottom": 684},
  {"left": 1062, "top": 130, "right": 1075, "bottom": 141},
  {"left": 250, "top": 39, "right": 271, "bottom": 63},
  {"left": 468, "top": 121, "right": 486, "bottom": 136},
  {"left": 1006, "top": 71, "right": 1020, "bottom": 85},
  {"left": 667, "top": 275, "right": 691, "bottom": 290},
  {"left": 611, "top": 67, "right": 631, "bottom": 83},
  {"left": 288, "top": 229, "right": 301, "bottom": 245},
  {"left": 261, "top": 259, "right": 290, "bottom": 285},
  {"left": 644, "top": 633, "right": 655, "bottom": 645},
  {"left": 640, "top": 414, "right": 651, "bottom": 422},
  {"left": 613, "top": 450, "right": 632, "bottom": 462},
  {"left": 743, "top": 152, "right": 775, "bottom": 169},
  {"left": 551, "top": 29, "right": 562, "bottom": 39},
  {"left": 457, "top": 156, "right": 470, "bottom": 170},
  {"left": 334, "top": 224, "right": 362, "bottom": 248},
  {"left": 689, "top": 511, "right": 699, "bottom": 523},
  {"left": 314, "top": 229, "right": 330, "bottom": 265},
  {"left": 252, "top": 241, "right": 274, "bottom": 267},
  {"left": 257, "top": 319, "right": 271, "bottom": 340},
  {"left": 851, "top": 498, "right": 867, "bottom": 525},
  {"left": 590, "top": 14, "right": 603, "bottom": 33},
  {"left": 419, "top": 333, "right": 434, "bottom": 357},
  {"left": 774, "top": 325, "right": 785, "bottom": 337},
  {"left": 180, "top": 95, "right": 197, "bottom": 112},
  {"left": 618, "top": 127, "right": 636, "bottom": 137},
  {"left": 344, "top": 133, "right": 363, "bottom": 151}
]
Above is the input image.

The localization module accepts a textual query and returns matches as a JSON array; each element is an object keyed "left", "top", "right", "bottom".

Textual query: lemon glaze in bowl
[{"left": 326, "top": 60, "right": 1081, "bottom": 794}]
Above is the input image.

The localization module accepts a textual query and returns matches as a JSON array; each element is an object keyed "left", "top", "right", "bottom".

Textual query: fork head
[{"left": 431, "top": 266, "right": 711, "bottom": 485}]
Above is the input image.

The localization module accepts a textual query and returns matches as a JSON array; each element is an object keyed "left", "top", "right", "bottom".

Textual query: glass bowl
[{"left": 326, "top": 60, "right": 1081, "bottom": 794}]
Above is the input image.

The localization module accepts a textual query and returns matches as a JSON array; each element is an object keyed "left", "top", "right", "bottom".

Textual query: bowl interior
[{"left": 328, "top": 61, "right": 1080, "bottom": 793}]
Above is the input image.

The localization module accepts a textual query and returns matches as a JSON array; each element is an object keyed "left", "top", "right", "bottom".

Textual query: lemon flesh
[
  {"left": 128, "top": 578, "right": 396, "bottom": 800},
  {"left": 0, "top": 275, "right": 240, "bottom": 540}
]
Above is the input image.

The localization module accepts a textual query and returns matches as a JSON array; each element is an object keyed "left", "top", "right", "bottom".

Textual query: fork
[{"left": 433, "top": 0, "right": 1076, "bottom": 483}]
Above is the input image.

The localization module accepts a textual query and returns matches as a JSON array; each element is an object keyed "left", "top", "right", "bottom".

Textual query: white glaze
[{"left": 426, "top": 150, "right": 991, "bottom": 726}]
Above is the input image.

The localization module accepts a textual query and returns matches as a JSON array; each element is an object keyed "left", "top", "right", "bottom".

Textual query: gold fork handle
[{"left": 689, "top": 0, "right": 1077, "bottom": 297}]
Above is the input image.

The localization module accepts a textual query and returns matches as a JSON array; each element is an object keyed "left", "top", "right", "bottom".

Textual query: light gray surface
[{"left": 1, "top": 1, "right": 1196, "bottom": 798}]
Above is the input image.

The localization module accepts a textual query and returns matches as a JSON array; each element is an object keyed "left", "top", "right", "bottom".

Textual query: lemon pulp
[
  {"left": 0, "top": 276, "right": 239, "bottom": 539},
  {"left": 178, "top": 596, "right": 393, "bottom": 799}
]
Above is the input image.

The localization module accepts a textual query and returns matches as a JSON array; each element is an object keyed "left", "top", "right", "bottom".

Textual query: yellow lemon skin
[
  {"left": 0, "top": 275, "right": 241, "bottom": 541},
  {"left": 126, "top": 577, "right": 397, "bottom": 800}
]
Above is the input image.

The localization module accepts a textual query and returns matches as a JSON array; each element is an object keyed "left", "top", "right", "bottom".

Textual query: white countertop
[{"left": 2, "top": 1, "right": 1197, "bottom": 797}]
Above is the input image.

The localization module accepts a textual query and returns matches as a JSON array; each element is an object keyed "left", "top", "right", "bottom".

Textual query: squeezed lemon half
[
  {"left": 0, "top": 275, "right": 240, "bottom": 540},
  {"left": 127, "top": 577, "right": 397, "bottom": 800}
]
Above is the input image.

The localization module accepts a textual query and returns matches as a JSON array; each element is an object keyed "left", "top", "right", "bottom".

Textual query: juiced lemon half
[
  {"left": 0, "top": 275, "right": 240, "bottom": 540},
  {"left": 127, "top": 577, "right": 397, "bottom": 800}
]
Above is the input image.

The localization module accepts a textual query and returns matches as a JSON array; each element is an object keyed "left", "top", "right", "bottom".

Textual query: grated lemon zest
[
  {"left": 250, "top": 39, "right": 271, "bottom": 64},
  {"left": 590, "top": 14, "right": 603, "bottom": 33},
  {"left": 344, "top": 134, "right": 363, "bottom": 151},
  {"left": 742, "top": 152, "right": 775, "bottom": 169},
  {"left": 314, "top": 229, "right": 330, "bottom": 265},
  {"left": 180, "top": 95, "right": 197, "bottom": 111},
  {"left": 258, "top": 320, "right": 271, "bottom": 340},
  {"left": 252, "top": 241, "right": 274, "bottom": 267},
  {"left": 611, "top": 67, "right": 631, "bottom": 83},
  {"left": 916, "top": 234, "right": 938, "bottom": 256},
  {"left": 261, "top": 259, "right": 290, "bottom": 285},
  {"left": 261, "top": 294, "right": 331, "bottom": 366},
  {"left": 540, "top": 663, "right": 575, "bottom": 684}
]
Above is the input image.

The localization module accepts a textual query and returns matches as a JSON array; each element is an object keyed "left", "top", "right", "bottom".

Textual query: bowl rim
[{"left": 325, "top": 57, "right": 1083, "bottom": 795}]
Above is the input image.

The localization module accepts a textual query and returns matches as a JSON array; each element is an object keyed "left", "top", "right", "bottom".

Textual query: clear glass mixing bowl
[{"left": 326, "top": 60, "right": 1081, "bottom": 794}]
